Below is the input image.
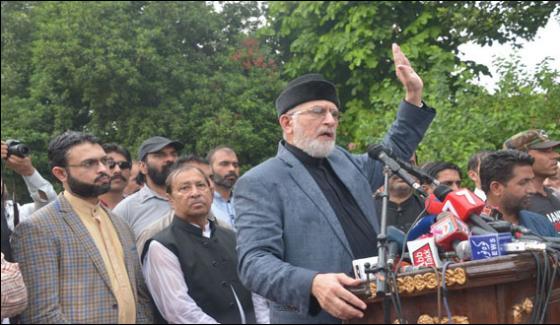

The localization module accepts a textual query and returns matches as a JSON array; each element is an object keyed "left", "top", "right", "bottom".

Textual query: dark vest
[{"left": 151, "top": 217, "right": 256, "bottom": 324}]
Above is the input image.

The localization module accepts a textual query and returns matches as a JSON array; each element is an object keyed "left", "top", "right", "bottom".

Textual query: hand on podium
[{"left": 311, "top": 273, "right": 367, "bottom": 320}]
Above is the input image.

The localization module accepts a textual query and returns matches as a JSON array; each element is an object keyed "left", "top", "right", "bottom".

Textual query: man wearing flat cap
[
  {"left": 114, "top": 136, "right": 183, "bottom": 240},
  {"left": 234, "top": 44, "right": 436, "bottom": 323},
  {"left": 504, "top": 129, "right": 560, "bottom": 231}
]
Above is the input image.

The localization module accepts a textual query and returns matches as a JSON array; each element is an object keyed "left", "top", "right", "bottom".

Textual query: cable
[
  {"left": 539, "top": 250, "right": 558, "bottom": 323},
  {"left": 441, "top": 261, "right": 454, "bottom": 323},
  {"left": 394, "top": 199, "right": 430, "bottom": 275},
  {"left": 389, "top": 270, "right": 404, "bottom": 323},
  {"left": 431, "top": 265, "right": 443, "bottom": 322},
  {"left": 530, "top": 252, "right": 542, "bottom": 324}
]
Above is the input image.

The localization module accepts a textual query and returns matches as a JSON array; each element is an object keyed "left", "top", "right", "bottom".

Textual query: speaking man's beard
[{"left": 292, "top": 122, "right": 336, "bottom": 158}]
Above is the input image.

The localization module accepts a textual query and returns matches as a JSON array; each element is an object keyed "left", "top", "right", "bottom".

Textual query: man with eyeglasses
[
  {"left": 11, "top": 131, "right": 154, "bottom": 323},
  {"left": 114, "top": 136, "right": 183, "bottom": 240},
  {"left": 99, "top": 143, "right": 133, "bottom": 209},
  {"left": 504, "top": 129, "right": 560, "bottom": 232},
  {"left": 234, "top": 44, "right": 436, "bottom": 323}
]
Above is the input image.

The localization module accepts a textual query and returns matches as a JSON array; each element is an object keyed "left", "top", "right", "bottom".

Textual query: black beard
[
  {"left": 67, "top": 172, "right": 111, "bottom": 198},
  {"left": 501, "top": 192, "right": 530, "bottom": 217},
  {"left": 212, "top": 172, "right": 238, "bottom": 189},
  {"left": 389, "top": 182, "right": 413, "bottom": 199},
  {"left": 147, "top": 163, "right": 172, "bottom": 186}
]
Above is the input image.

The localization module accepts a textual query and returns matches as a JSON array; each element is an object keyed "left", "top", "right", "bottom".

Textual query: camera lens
[{"left": 6, "top": 140, "right": 30, "bottom": 158}]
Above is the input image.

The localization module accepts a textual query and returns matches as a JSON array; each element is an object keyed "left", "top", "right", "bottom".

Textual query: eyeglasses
[
  {"left": 288, "top": 106, "right": 341, "bottom": 121},
  {"left": 66, "top": 157, "right": 111, "bottom": 170},
  {"left": 176, "top": 181, "right": 210, "bottom": 195},
  {"left": 108, "top": 161, "right": 131, "bottom": 170}
]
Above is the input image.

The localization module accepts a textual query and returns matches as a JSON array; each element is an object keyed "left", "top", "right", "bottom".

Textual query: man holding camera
[{"left": 1, "top": 140, "right": 57, "bottom": 230}]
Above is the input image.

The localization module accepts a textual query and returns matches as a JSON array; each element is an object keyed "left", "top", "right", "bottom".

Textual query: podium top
[{"left": 358, "top": 253, "right": 547, "bottom": 302}]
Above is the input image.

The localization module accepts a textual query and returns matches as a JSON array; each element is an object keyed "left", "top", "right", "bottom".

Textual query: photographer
[{"left": 1, "top": 140, "right": 57, "bottom": 230}]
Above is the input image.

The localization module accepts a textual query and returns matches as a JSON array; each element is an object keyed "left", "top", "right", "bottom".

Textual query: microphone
[
  {"left": 374, "top": 146, "right": 440, "bottom": 186},
  {"left": 454, "top": 240, "right": 471, "bottom": 260},
  {"left": 368, "top": 144, "right": 428, "bottom": 197},
  {"left": 459, "top": 237, "right": 549, "bottom": 261},
  {"left": 433, "top": 185, "right": 496, "bottom": 233},
  {"left": 386, "top": 226, "right": 405, "bottom": 266},
  {"left": 470, "top": 225, "right": 496, "bottom": 235},
  {"left": 487, "top": 220, "right": 535, "bottom": 236},
  {"left": 407, "top": 236, "right": 442, "bottom": 267},
  {"left": 408, "top": 215, "right": 437, "bottom": 241},
  {"left": 425, "top": 194, "right": 445, "bottom": 215},
  {"left": 431, "top": 212, "right": 470, "bottom": 251}
]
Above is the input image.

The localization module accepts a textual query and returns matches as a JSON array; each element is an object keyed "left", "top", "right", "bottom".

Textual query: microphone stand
[{"left": 376, "top": 165, "right": 391, "bottom": 324}]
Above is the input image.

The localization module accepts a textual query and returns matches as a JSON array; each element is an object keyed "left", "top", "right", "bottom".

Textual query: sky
[{"left": 458, "top": 17, "right": 560, "bottom": 92}]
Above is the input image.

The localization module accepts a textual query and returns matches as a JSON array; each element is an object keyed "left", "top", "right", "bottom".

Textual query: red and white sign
[{"left": 407, "top": 237, "right": 442, "bottom": 267}]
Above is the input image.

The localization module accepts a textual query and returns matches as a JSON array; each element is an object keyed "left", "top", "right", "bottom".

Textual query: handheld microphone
[
  {"left": 487, "top": 220, "right": 534, "bottom": 236},
  {"left": 407, "top": 236, "right": 442, "bottom": 267},
  {"left": 386, "top": 226, "right": 405, "bottom": 266},
  {"left": 368, "top": 144, "right": 428, "bottom": 197},
  {"left": 431, "top": 212, "right": 470, "bottom": 251},
  {"left": 408, "top": 215, "right": 437, "bottom": 241},
  {"left": 460, "top": 236, "right": 548, "bottom": 261},
  {"left": 425, "top": 194, "right": 445, "bottom": 215},
  {"left": 433, "top": 186, "right": 496, "bottom": 233},
  {"left": 454, "top": 240, "right": 471, "bottom": 260}
]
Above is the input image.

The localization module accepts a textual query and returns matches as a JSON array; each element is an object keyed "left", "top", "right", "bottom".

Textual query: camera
[{"left": 6, "top": 139, "right": 30, "bottom": 158}]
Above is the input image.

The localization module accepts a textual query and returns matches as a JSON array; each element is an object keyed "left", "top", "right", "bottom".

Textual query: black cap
[
  {"left": 275, "top": 73, "right": 340, "bottom": 116},
  {"left": 138, "top": 136, "right": 184, "bottom": 161}
]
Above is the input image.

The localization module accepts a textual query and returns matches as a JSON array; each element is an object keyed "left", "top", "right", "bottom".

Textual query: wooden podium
[{"left": 348, "top": 253, "right": 560, "bottom": 324}]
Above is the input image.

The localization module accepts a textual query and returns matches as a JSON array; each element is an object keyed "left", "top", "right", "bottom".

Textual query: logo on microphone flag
[
  {"left": 407, "top": 237, "right": 442, "bottom": 267},
  {"left": 470, "top": 234, "right": 501, "bottom": 260}
]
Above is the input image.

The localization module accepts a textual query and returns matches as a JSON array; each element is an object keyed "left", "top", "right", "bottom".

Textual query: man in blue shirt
[
  {"left": 207, "top": 146, "right": 239, "bottom": 230},
  {"left": 480, "top": 150, "right": 557, "bottom": 237}
]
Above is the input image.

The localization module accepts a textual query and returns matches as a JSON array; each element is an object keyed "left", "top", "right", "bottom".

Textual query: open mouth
[{"left": 317, "top": 131, "right": 335, "bottom": 140}]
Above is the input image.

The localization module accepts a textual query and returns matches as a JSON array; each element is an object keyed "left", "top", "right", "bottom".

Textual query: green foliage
[
  {"left": 263, "top": 1, "right": 559, "bottom": 178},
  {"left": 418, "top": 56, "right": 559, "bottom": 171},
  {"left": 2, "top": 1, "right": 283, "bottom": 198},
  {"left": 1, "top": 1, "right": 559, "bottom": 200},
  {"left": 263, "top": 1, "right": 558, "bottom": 145}
]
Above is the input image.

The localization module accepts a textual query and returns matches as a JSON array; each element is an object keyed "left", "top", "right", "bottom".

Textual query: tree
[
  {"left": 1, "top": 1, "right": 283, "bottom": 198},
  {"left": 263, "top": 1, "right": 559, "bottom": 148}
]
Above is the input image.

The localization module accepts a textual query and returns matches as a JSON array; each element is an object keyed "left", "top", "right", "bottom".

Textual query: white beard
[{"left": 292, "top": 121, "right": 336, "bottom": 158}]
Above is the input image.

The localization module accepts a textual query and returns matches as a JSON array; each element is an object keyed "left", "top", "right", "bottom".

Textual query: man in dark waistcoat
[{"left": 142, "top": 165, "right": 269, "bottom": 324}]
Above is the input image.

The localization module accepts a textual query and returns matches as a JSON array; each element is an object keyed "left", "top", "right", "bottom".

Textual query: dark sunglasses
[{"left": 108, "top": 161, "right": 132, "bottom": 170}]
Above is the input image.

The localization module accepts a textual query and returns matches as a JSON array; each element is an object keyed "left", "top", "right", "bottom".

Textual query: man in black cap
[
  {"left": 234, "top": 44, "right": 436, "bottom": 323},
  {"left": 114, "top": 136, "right": 183, "bottom": 240},
  {"left": 504, "top": 129, "right": 560, "bottom": 232}
]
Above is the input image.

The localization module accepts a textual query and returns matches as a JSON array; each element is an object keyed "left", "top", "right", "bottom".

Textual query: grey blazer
[{"left": 234, "top": 102, "right": 435, "bottom": 323}]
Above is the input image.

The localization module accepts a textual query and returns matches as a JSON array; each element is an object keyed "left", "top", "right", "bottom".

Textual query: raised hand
[{"left": 392, "top": 43, "right": 423, "bottom": 107}]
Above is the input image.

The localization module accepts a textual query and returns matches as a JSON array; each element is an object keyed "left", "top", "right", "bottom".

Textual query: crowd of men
[{"left": 1, "top": 43, "right": 559, "bottom": 324}]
